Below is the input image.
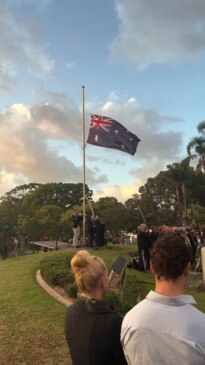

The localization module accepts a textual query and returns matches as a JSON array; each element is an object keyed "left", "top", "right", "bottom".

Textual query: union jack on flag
[
  {"left": 87, "top": 114, "right": 141, "bottom": 155},
  {"left": 90, "top": 114, "right": 112, "bottom": 132}
]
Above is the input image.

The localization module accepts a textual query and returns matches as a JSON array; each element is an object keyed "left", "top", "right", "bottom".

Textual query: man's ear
[
  {"left": 150, "top": 260, "right": 155, "bottom": 273},
  {"left": 183, "top": 262, "right": 190, "bottom": 277}
]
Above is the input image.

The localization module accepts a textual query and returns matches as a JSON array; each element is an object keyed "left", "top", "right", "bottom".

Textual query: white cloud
[
  {"left": 0, "top": 170, "right": 28, "bottom": 196},
  {"left": 89, "top": 97, "right": 184, "bottom": 199},
  {"left": 110, "top": 0, "right": 205, "bottom": 69},
  {"left": 0, "top": 3, "right": 54, "bottom": 92},
  {"left": 0, "top": 93, "right": 184, "bottom": 200},
  {"left": 98, "top": 98, "right": 183, "bottom": 162},
  {"left": 0, "top": 98, "right": 108, "bottom": 196},
  {"left": 93, "top": 181, "right": 143, "bottom": 203}
]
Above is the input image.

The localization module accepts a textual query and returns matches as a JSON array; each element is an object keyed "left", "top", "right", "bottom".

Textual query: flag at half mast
[{"left": 87, "top": 114, "right": 141, "bottom": 155}]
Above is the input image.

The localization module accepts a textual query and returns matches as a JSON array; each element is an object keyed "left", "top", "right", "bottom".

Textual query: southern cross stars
[{"left": 87, "top": 114, "right": 140, "bottom": 155}]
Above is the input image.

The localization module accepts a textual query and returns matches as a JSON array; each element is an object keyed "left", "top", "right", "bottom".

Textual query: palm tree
[{"left": 184, "top": 121, "right": 205, "bottom": 175}]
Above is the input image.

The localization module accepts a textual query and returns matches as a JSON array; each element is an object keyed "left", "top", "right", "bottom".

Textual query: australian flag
[{"left": 87, "top": 114, "right": 141, "bottom": 155}]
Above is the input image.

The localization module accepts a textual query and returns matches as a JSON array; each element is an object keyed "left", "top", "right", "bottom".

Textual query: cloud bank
[
  {"left": 0, "top": 0, "right": 188, "bottom": 202},
  {"left": 110, "top": 0, "right": 205, "bottom": 69},
  {"left": 0, "top": 95, "right": 184, "bottom": 200}
]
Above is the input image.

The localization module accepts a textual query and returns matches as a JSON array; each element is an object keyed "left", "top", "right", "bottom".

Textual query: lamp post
[{"left": 134, "top": 206, "right": 147, "bottom": 225}]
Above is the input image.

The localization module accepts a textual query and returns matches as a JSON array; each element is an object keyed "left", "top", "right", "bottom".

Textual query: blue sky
[{"left": 1, "top": 0, "right": 205, "bottom": 202}]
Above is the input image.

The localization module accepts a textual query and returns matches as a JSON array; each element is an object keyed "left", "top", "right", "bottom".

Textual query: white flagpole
[{"left": 82, "top": 86, "right": 86, "bottom": 245}]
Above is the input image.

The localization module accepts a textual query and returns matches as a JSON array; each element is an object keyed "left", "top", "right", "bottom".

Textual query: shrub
[
  {"left": 65, "top": 282, "right": 78, "bottom": 298},
  {"left": 40, "top": 252, "right": 74, "bottom": 286},
  {"left": 39, "top": 251, "right": 143, "bottom": 315},
  {"left": 104, "top": 291, "right": 126, "bottom": 314}
]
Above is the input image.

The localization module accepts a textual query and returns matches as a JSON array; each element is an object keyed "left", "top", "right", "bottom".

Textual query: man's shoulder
[{"left": 122, "top": 299, "right": 148, "bottom": 324}]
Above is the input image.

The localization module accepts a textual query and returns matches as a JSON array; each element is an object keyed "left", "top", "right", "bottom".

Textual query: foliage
[
  {"left": 40, "top": 252, "right": 73, "bottom": 286},
  {"left": 188, "top": 204, "right": 205, "bottom": 230},
  {"left": 0, "top": 182, "right": 93, "bottom": 239},
  {"left": 65, "top": 282, "right": 78, "bottom": 298},
  {"left": 24, "top": 182, "right": 93, "bottom": 210},
  {"left": 0, "top": 195, "right": 22, "bottom": 232},
  {"left": 104, "top": 291, "right": 133, "bottom": 315},
  {"left": 35, "top": 204, "right": 62, "bottom": 239},
  {"left": 184, "top": 121, "right": 205, "bottom": 175},
  {"left": 104, "top": 291, "right": 124, "bottom": 312},
  {"left": 167, "top": 162, "right": 195, "bottom": 224},
  {"left": 137, "top": 171, "right": 177, "bottom": 226},
  {"left": 134, "top": 163, "right": 205, "bottom": 226},
  {"left": 93, "top": 197, "right": 130, "bottom": 234}
]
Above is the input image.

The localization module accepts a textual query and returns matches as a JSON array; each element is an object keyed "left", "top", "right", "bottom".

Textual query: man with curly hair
[{"left": 121, "top": 234, "right": 205, "bottom": 365}]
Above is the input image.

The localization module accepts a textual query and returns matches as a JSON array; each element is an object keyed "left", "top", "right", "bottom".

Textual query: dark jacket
[
  {"left": 65, "top": 297, "right": 127, "bottom": 365},
  {"left": 72, "top": 214, "right": 82, "bottom": 228},
  {"left": 137, "top": 231, "right": 149, "bottom": 251}
]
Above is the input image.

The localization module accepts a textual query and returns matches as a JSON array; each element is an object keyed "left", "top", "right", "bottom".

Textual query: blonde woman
[{"left": 64, "top": 250, "right": 127, "bottom": 365}]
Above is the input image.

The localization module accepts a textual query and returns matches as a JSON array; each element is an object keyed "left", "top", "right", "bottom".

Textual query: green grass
[
  {"left": 0, "top": 252, "right": 71, "bottom": 365},
  {"left": 0, "top": 244, "right": 205, "bottom": 364}
]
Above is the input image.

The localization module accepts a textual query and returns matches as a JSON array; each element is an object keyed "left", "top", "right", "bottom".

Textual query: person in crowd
[
  {"left": 121, "top": 234, "right": 205, "bottom": 365},
  {"left": 72, "top": 211, "right": 83, "bottom": 248},
  {"left": 148, "top": 226, "right": 158, "bottom": 250},
  {"left": 87, "top": 214, "right": 96, "bottom": 247},
  {"left": 137, "top": 223, "right": 149, "bottom": 272},
  {"left": 65, "top": 250, "right": 127, "bottom": 365},
  {"left": 113, "top": 234, "right": 120, "bottom": 244},
  {"left": 173, "top": 227, "right": 195, "bottom": 263},
  {"left": 95, "top": 214, "right": 101, "bottom": 246},
  {"left": 98, "top": 215, "right": 105, "bottom": 246},
  {"left": 180, "top": 228, "right": 192, "bottom": 247},
  {"left": 163, "top": 225, "right": 174, "bottom": 234}
]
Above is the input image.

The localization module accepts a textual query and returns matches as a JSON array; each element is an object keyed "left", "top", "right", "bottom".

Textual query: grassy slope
[
  {"left": 0, "top": 252, "right": 70, "bottom": 365},
  {"left": 0, "top": 244, "right": 204, "bottom": 364}
]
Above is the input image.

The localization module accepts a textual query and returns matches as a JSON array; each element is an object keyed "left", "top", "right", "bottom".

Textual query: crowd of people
[
  {"left": 65, "top": 232, "right": 205, "bottom": 364},
  {"left": 136, "top": 224, "right": 205, "bottom": 272},
  {"left": 72, "top": 211, "right": 105, "bottom": 248},
  {"left": 87, "top": 214, "right": 105, "bottom": 247},
  {"left": 72, "top": 209, "right": 205, "bottom": 254}
]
